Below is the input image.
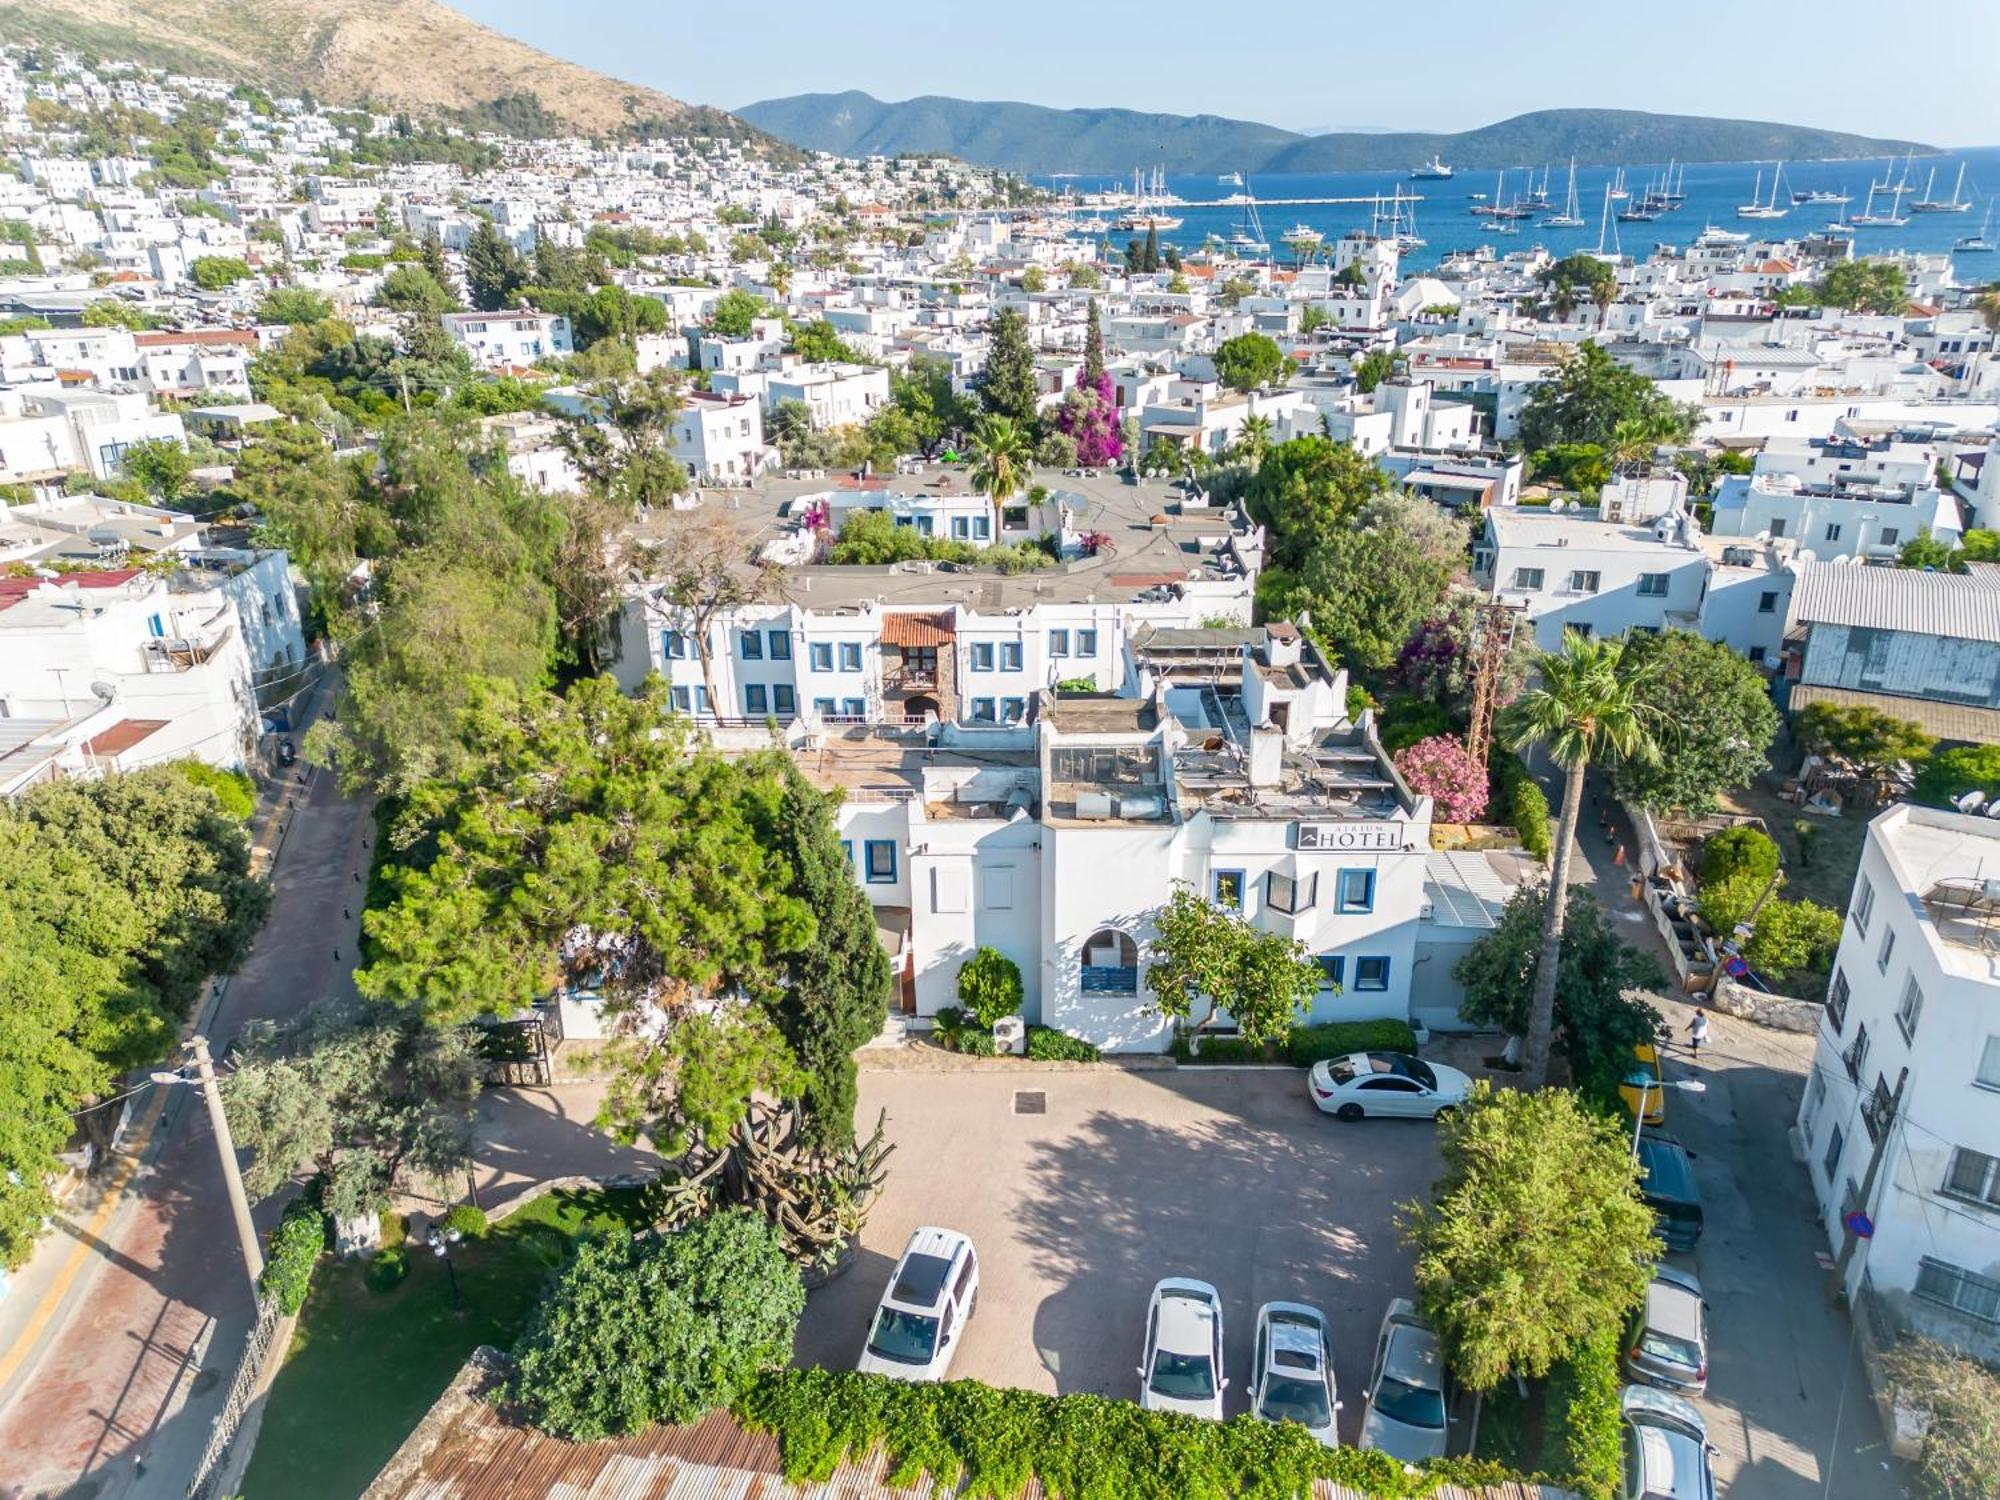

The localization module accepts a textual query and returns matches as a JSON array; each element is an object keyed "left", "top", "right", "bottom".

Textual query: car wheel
[
  {"left": 1336, "top": 1102, "right": 1365, "bottom": 1122},
  {"left": 1433, "top": 1105, "right": 1457, "bottom": 1122}
]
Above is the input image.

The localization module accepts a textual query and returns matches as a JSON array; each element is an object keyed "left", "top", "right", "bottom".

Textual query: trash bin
[{"left": 992, "top": 1016, "right": 1026, "bottom": 1056}]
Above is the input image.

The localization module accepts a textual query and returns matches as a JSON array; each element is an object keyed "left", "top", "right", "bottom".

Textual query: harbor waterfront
[{"left": 1041, "top": 146, "right": 2000, "bottom": 270}]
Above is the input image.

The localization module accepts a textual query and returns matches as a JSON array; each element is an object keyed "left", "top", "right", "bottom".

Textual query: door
[{"left": 1359, "top": 1077, "right": 1426, "bottom": 1117}]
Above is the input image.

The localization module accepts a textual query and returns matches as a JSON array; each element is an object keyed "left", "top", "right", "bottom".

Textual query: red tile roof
[
  {"left": 84, "top": 719, "right": 169, "bottom": 757},
  {"left": 0, "top": 568, "right": 141, "bottom": 612}
]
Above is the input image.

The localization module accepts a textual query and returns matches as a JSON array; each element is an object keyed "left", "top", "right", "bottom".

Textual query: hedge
[
  {"left": 1026, "top": 1027, "right": 1101, "bottom": 1062},
  {"left": 736, "top": 1368, "right": 1524, "bottom": 1500},
  {"left": 260, "top": 1193, "right": 326, "bottom": 1315},
  {"left": 1547, "top": 1323, "right": 1625, "bottom": 1500},
  {"left": 1489, "top": 751, "right": 1552, "bottom": 862},
  {"left": 1173, "top": 1019, "right": 1420, "bottom": 1066}
]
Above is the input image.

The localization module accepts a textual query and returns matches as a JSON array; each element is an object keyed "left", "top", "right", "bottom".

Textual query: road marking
[{"left": 0, "top": 1086, "right": 170, "bottom": 1391}]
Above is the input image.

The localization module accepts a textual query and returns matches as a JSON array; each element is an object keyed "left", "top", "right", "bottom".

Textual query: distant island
[{"left": 736, "top": 93, "right": 1935, "bottom": 175}]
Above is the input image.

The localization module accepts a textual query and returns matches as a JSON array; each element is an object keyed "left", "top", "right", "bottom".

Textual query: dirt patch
[{"left": 1717, "top": 767, "right": 1868, "bottom": 911}]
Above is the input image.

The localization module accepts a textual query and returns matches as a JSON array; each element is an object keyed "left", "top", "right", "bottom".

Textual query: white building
[
  {"left": 764, "top": 361, "right": 890, "bottom": 429},
  {"left": 1712, "top": 431, "right": 1962, "bottom": 559},
  {"left": 673, "top": 389, "right": 771, "bottom": 483},
  {"left": 0, "top": 389, "right": 187, "bottom": 483},
  {"left": 1795, "top": 803, "right": 2000, "bottom": 1364},
  {"left": 438, "top": 309, "right": 573, "bottom": 368}
]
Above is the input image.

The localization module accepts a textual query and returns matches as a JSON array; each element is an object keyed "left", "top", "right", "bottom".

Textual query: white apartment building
[
  {"left": 673, "top": 389, "right": 771, "bottom": 483},
  {"left": 1796, "top": 803, "right": 2000, "bottom": 1365},
  {"left": 1712, "top": 432, "right": 1962, "bottom": 559},
  {"left": 0, "top": 388, "right": 186, "bottom": 483},
  {"left": 803, "top": 484, "right": 1068, "bottom": 553},
  {"left": 438, "top": 310, "right": 573, "bottom": 368},
  {"left": 764, "top": 361, "right": 890, "bottom": 429}
]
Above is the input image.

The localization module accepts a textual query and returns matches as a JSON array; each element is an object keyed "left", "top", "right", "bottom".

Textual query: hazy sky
[{"left": 447, "top": 0, "right": 1998, "bottom": 144}]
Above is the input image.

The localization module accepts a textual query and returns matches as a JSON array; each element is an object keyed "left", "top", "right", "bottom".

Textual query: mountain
[
  {"left": 0, "top": 0, "right": 761, "bottom": 141},
  {"left": 737, "top": 93, "right": 1933, "bottom": 174}
]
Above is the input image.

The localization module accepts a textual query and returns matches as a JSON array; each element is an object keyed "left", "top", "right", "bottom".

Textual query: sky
[{"left": 446, "top": 0, "right": 2000, "bottom": 145}]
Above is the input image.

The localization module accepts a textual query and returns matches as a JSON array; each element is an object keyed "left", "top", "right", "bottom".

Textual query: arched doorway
[{"left": 1081, "top": 930, "right": 1139, "bottom": 995}]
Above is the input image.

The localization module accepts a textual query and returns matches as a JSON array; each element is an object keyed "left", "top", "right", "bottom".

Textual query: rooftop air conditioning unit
[{"left": 1074, "top": 791, "right": 1115, "bottom": 820}]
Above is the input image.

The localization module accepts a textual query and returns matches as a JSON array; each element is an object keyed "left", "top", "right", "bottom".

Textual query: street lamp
[
  {"left": 1631, "top": 1078, "right": 1708, "bottom": 1161},
  {"left": 151, "top": 1034, "right": 263, "bottom": 1291},
  {"left": 428, "top": 1224, "right": 463, "bottom": 1307}
]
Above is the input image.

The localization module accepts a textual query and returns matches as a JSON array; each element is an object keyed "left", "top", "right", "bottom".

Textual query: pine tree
[
  {"left": 979, "top": 306, "right": 1040, "bottom": 430},
  {"left": 464, "top": 217, "right": 526, "bottom": 312},
  {"left": 1083, "top": 298, "right": 1105, "bottom": 382},
  {"left": 420, "top": 228, "right": 450, "bottom": 287},
  {"left": 1142, "top": 222, "right": 1160, "bottom": 274}
]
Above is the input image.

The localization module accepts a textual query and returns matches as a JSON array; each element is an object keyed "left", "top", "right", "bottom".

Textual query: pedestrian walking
[{"left": 1687, "top": 1007, "right": 1710, "bottom": 1058}]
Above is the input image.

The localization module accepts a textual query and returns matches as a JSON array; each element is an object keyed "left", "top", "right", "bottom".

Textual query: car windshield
[
  {"left": 1149, "top": 1349, "right": 1217, "bottom": 1401},
  {"left": 866, "top": 1306, "right": 940, "bottom": 1365},
  {"left": 1640, "top": 1329, "right": 1703, "bottom": 1367},
  {"left": 1374, "top": 1375, "right": 1446, "bottom": 1430},
  {"left": 1260, "top": 1375, "right": 1332, "bottom": 1427}
]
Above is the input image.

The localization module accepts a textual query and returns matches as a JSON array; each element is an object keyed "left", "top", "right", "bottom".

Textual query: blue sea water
[{"left": 1036, "top": 146, "right": 2000, "bottom": 274}]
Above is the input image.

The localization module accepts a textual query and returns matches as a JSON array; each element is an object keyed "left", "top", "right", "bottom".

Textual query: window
[
  {"left": 1821, "top": 1122, "right": 1845, "bottom": 1183},
  {"left": 1945, "top": 1149, "right": 2000, "bottom": 1209},
  {"left": 740, "top": 629, "right": 764, "bottom": 660},
  {"left": 809, "top": 642, "right": 834, "bottom": 671},
  {"left": 1768, "top": 517, "right": 1787, "bottom": 538},
  {"left": 969, "top": 642, "right": 995, "bottom": 671},
  {"left": 772, "top": 684, "right": 796, "bottom": 715},
  {"left": 1896, "top": 974, "right": 1924, "bottom": 1041},
  {"left": 1876, "top": 927, "right": 1896, "bottom": 974},
  {"left": 1852, "top": 877, "right": 1874, "bottom": 936},
  {"left": 671, "top": 686, "right": 691, "bottom": 712},
  {"left": 1979, "top": 1036, "right": 2000, "bottom": 1091},
  {"left": 839, "top": 642, "right": 863, "bottom": 672},
  {"left": 1880, "top": 528, "right": 1900, "bottom": 546},
  {"left": 1568, "top": 570, "right": 1601, "bottom": 594},
  {"left": 812, "top": 696, "right": 837, "bottom": 716},
  {"left": 1049, "top": 628, "right": 1070, "bottom": 657},
  {"left": 1512, "top": 567, "right": 1545, "bottom": 591},
  {"left": 952, "top": 515, "right": 971, "bottom": 540},
  {"left": 1081, "top": 929, "right": 1139, "bottom": 995},
  {"left": 1354, "top": 956, "right": 1390, "bottom": 991},
  {"left": 1637, "top": 572, "right": 1669, "bottom": 597},
  {"left": 1000, "top": 696, "right": 1026, "bottom": 724},
  {"left": 842, "top": 697, "right": 866, "bottom": 717},
  {"left": 1315, "top": 955, "right": 1345, "bottom": 989},
  {"left": 1843, "top": 1021, "right": 1871, "bottom": 1083},
  {"left": 1758, "top": 590, "right": 1779, "bottom": 613},
  {"left": 864, "top": 840, "right": 897, "bottom": 884},
  {"left": 1916, "top": 1258, "right": 2000, "bottom": 1326},
  {"left": 969, "top": 697, "right": 997, "bottom": 723},
  {"left": 1748, "top": 645, "right": 1766, "bottom": 664},
  {"left": 840, "top": 839, "right": 853, "bottom": 868},
  {"left": 972, "top": 515, "right": 991, "bottom": 541},
  {"left": 743, "top": 684, "right": 768, "bottom": 715},
  {"left": 1000, "top": 641, "right": 1023, "bottom": 671},
  {"left": 1267, "top": 870, "right": 1318, "bottom": 914},
  {"left": 1076, "top": 628, "right": 1098, "bottom": 656},
  {"left": 693, "top": 686, "right": 710, "bottom": 715},
  {"left": 1802, "top": 1070, "right": 1827, "bottom": 1134},
  {"left": 1336, "top": 869, "right": 1376, "bottom": 913},
  {"left": 1003, "top": 505, "right": 1029, "bottom": 529},
  {"left": 1212, "top": 869, "right": 1246, "bottom": 908},
  {"left": 1825, "top": 969, "right": 1849, "bottom": 1034},
  {"left": 1824, "top": 523, "right": 1843, "bottom": 543},
  {"left": 769, "top": 629, "right": 791, "bottom": 660},
  {"left": 664, "top": 630, "right": 688, "bottom": 660}
]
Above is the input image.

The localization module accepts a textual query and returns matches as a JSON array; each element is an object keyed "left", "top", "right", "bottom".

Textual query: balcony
[
  {"left": 882, "top": 666, "right": 939, "bottom": 693},
  {"left": 1921, "top": 879, "right": 2000, "bottom": 954}
]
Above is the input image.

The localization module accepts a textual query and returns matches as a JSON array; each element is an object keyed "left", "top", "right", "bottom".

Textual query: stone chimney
[{"left": 1264, "top": 620, "right": 1302, "bottom": 670}]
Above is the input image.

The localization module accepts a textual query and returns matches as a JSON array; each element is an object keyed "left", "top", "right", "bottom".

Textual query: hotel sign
[{"left": 1294, "top": 822, "right": 1413, "bottom": 853}]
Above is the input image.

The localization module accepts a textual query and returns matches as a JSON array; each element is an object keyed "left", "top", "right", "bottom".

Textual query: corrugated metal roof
[
  {"left": 1791, "top": 561, "right": 2000, "bottom": 645},
  {"left": 1423, "top": 851, "right": 1513, "bottom": 929},
  {"left": 1787, "top": 684, "right": 2000, "bottom": 747}
]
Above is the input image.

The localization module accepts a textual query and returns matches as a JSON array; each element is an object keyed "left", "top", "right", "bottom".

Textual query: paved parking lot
[{"left": 794, "top": 1065, "right": 1443, "bottom": 1443}]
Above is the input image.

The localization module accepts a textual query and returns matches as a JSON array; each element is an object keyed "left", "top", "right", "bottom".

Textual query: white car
[
  {"left": 1358, "top": 1298, "right": 1450, "bottom": 1462},
  {"left": 1138, "top": 1277, "right": 1227, "bottom": 1419},
  {"left": 1309, "top": 1051, "right": 1471, "bottom": 1121},
  {"left": 856, "top": 1227, "right": 979, "bottom": 1382},
  {"left": 1619, "top": 1385, "right": 1716, "bottom": 1500},
  {"left": 1250, "top": 1301, "right": 1339, "bottom": 1445}
]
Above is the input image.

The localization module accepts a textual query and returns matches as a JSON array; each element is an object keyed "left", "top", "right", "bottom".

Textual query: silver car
[
  {"left": 1250, "top": 1301, "right": 1339, "bottom": 1446},
  {"left": 1619, "top": 1385, "right": 1716, "bottom": 1500},
  {"left": 1622, "top": 1266, "right": 1708, "bottom": 1396},
  {"left": 1358, "top": 1298, "right": 1449, "bottom": 1462}
]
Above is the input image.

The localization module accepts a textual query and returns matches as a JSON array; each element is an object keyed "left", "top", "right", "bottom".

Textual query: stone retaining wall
[{"left": 1708, "top": 976, "right": 1822, "bottom": 1034}]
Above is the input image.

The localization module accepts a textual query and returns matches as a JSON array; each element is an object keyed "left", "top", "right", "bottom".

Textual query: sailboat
[
  {"left": 1522, "top": 164, "right": 1553, "bottom": 211},
  {"left": 1911, "top": 162, "right": 1972, "bottom": 214},
  {"left": 1736, "top": 165, "right": 1789, "bottom": 220},
  {"left": 1113, "top": 164, "right": 1182, "bottom": 231},
  {"left": 1469, "top": 170, "right": 1507, "bottom": 217},
  {"left": 1542, "top": 157, "right": 1586, "bottom": 228},
  {"left": 1954, "top": 204, "right": 1996, "bottom": 253},
  {"left": 1595, "top": 182, "right": 1622, "bottom": 257},
  {"left": 1849, "top": 174, "right": 1908, "bottom": 228}
]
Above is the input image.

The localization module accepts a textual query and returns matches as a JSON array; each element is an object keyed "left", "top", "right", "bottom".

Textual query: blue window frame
[
  {"left": 740, "top": 629, "right": 764, "bottom": 660},
  {"left": 772, "top": 684, "right": 796, "bottom": 714},
  {"left": 1049, "top": 628, "right": 1070, "bottom": 657},
  {"left": 951, "top": 515, "right": 971, "bottom": 539},
  {"left": 1316, "top": 955, "right": 1345, "bottom": 990},
  {"left": 1000, "top": 696, "right": 1026, "bottom": 724},
  {"left": 768, "top": 629, "right": 791, "bottom": 660},
  {"left": 864, "top": 839, "right": 897, "bottom": 884},
  {"left": 969, "top": 642, "right": 995, "bottom": 671},
  {"left": 914, "top": 515, "right": 934, "bottom": 535},
  {"left": 839, "top": 641, "right": 862, "bottom": 672},
  {"left": 842, "top": 697, "right": 866, "bottom": 717},
  {"left": 1212, "top": 869, "right": 1246, "bottom": 909},
  {"left": 1337, "top": 868, "right": 1376, "bottom": 913},
  {"left": 1355, "top": 956, "right": 1390, "bottom": 991},
  {"left": 671, "top": 686, "right": 691, "bottom": 712},
  {"left": 812, "top": 696, "right": 837, "bottom": 715},
  {"left": 663, "top": 630, "right": 687, "bottom": 660},
  {"left": 972, "top": 514, "right": 991, "bottom": 540},
  {"left": 841, "top": 839, "right": 854, "bottom": 868},
  {"left": 1000, "top": 641, "right": 1023, "bottom": 671},
  {"left": 969, "top": 697, "right": 997, "bottom": 723},
  {"left": 809, "top": 642, "right": 833, "bottom": 671},
  {"left": 744, "top": 683, "right": 768, "bottom": 715},
  {"left": 1076, "top": 628, "right": 1098, "bottom": 656},
  {"left": 693, "top": 686, "right": 710, "bottom": 715}
]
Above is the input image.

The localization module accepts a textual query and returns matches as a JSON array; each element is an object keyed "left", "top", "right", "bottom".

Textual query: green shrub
[
  {"left": 1700, "top": 826, "right": 1779, "bottom": 889},
  {"left": 1025, "top": 1027, "right": 1100, "bottom": 1062},
  {"left": 260, "top": 1193, "right": 326, "bottom": 1314},
  {"left": 1283, "top": 1019, "right": 1420, "bottom": 1066},
  {"left": 168, "top": 758, "right": 256, "bottom": 820},
  {"left": 1181, "top": 1034, "right": 1257, "bottom": 1063},
  {"left": 1914, "top": 744, "right": 2000, "bottom": 810},
  {"left": 930, "top": 1006, "right": 969, "bottom": 1050},
  {"left": 363, "top": 1244, "right": 409, "bottom": 1293},
  {"left": 956, "top": 1028, "right": 997, "bottom": 1057},
  {"left": 1377, "top": 697, "right": 1458, "bottom": 754},
  {"left": 1548, "top": 1323, "right": 1624, "bottom": 1500},
  {"left": 442, "top": 1203, "right": 489, "bottom": 1239},
  {"left": 956, "top": 946, "right": 1024, "bottom": 1027},
  {"left": 737, "top": 1368, "right": 1522, "bottom": 1500},
  {"left": 1489, "top": 752, "right": 1553, "bottom": 861}
]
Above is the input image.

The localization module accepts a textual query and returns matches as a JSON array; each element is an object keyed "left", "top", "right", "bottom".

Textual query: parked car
[
  {"left": 1249, "top": 1301, "right": 1339, "bottom": 1445},
  {"left": 1138, "top": 1278, "right": 1226, "bottom": 1420},
  {"left": 1358, "top": 1298, "right": 1449, "bottom": 1462},
  {"left": 1620, "top": 1042, "right": 1665, "bottom": 1126},
  {"left": 1634, "top": 1136, "right": 1704, "bottom": 1252},
  {"left": 1309, "top": 1052, "right": 1471, "bottom": 1121},
  {"left": 856, "top": 1227, "right": 979, "bottom": 1382},
  {"left": 1619, "top": 1384, "right": 1716, "bottom": 1500},
  {"left": 1623, "top": 1266, "right": 1709, "bottom": 1395}
]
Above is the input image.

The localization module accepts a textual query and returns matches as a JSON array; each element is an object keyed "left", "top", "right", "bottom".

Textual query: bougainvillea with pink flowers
[
  {"left": 1392, "top": 734, "right": 1489, "bottom": 823},
  {"left": 1053, "top": 372, "right": 1124, "bottom": 466}
]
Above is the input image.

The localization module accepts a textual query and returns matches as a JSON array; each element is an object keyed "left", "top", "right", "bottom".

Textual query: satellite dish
[
  {"left": 90, "top": 681, "right": 117, "bottom": 702},
  {"left": 1954, "top": 790, "right": 1987, "bottom": 813}
]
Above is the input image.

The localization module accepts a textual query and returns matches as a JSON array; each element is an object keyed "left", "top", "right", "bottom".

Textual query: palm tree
[
  {"left": 1234, "top": 414, "right": 1273, "bottom": 472},
  {"left": 1501, "top": 630, "right": 1659, "bottom": 1088},
  {"left": 970, "top": 414, "right": 1031, "bottom": 526},
  {"left": 1974, "top": 283, "right": 2000, "bottom": 390}
]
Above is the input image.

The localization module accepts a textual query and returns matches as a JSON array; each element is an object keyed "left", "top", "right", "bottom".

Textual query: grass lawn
[
  {"left": 240, "top": 1186, "right": 652, "bottom": 1500},
  {"left": 1717, "top": 769, "right": 1868, "bottom": 911}
]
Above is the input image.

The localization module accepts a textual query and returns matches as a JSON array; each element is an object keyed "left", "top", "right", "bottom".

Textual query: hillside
[
  {"left": 0, "top": 0, "right": 760, "bottom": 141},
  {"left": 738, "top": 93, "right": 1932, "bottom": 174}
]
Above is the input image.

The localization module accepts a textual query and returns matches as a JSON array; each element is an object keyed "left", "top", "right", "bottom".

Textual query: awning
[
  {"left": 881, "top": 612, "right": 953, "bottom": 648},
  {"left": 83, "top": 719, "right": 169, "bottom": 758}
]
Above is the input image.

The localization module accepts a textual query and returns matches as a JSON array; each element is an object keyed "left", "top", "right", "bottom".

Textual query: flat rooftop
[
  {"left": 1487, "top": 507, "right": 1703, "bottom": 557},
  {"left": 1875, "top": 803, "right": 2000, "bottom": 982}
]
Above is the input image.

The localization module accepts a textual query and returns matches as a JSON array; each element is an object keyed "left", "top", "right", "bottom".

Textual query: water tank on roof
[
  {"left": 1118, "top": 794, "right": 1164, "bottom": 820},
  {"left": 1074, "top": 791, "right": 1115, "bottom": 820}
]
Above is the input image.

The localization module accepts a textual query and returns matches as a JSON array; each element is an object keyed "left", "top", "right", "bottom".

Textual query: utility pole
[
  {"left": 1465, "top": 600, "right": 1518, "bottom": 769},
  {"left": 190, "top": 1035, "right": 265, "bottom": 1286}
]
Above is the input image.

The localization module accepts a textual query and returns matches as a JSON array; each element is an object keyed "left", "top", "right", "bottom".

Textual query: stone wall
[{"left": 1707, "top": 975, "right": 1822, "bottom": 1034}]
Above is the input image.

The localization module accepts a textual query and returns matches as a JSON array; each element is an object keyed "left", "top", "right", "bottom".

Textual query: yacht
[
  {"left": 1848, "top": 178, "right": 1908, "bottom": 227},
  {"left": 1410, "top": 154, "right": 1453, "bottom": 180},
  {"left": 1736, "top": 166, "right": 1789, "bottom": 220},
  {"left": 1792, "top": 187, "right": 1850, "bottom": 205},
  {"left": 1284, "top": 223, "right": 1323, "bottom": 245},
  {"left": 1541, "top": 157, "right": 1586, "bottom": 228},
  {"left": 1910, "top": 162, "right": 1972, "bottom": 214},
  {"left": 1693, "top": 224, "right": 1750, "bottom": 247},
  {"left": 1954, "top": 205, "right": 1996, "bottom": 253},
  {"left": 1219, "top": 170, "right": 1244, "bottom": 188}
]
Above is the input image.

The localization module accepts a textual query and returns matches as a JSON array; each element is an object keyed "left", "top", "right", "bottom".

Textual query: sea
[{"left": 1033, "top": 146, "right": 2000, "bottom": 275}]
